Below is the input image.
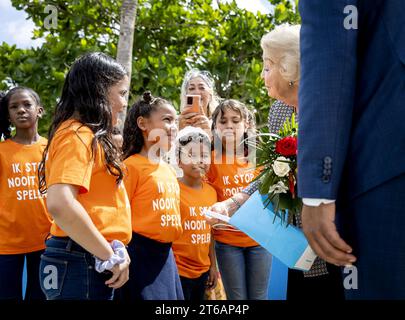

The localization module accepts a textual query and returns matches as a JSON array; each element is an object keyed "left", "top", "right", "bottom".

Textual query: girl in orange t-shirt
[
  {"left": 171, "top": 127, "right": 219, "bottom": 301},
  {"left": 118, "top": 91, "right": 183, "bottom": 300},
  {"left": 0, "top": 87, "right": 52, "bottom": 300},
  {"left": 37, "top": 53, "right": 132, "bottom": 300},
  {"left": 207, "top": 99, "right": 272, "bottom": 300}
]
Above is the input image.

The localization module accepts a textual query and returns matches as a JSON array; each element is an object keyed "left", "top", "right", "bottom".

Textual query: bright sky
[
  {"left": 221, "top": 0, "right": 273, "bottom": 14},
  {"left": 0, "top": 0, "right": 273, "bottom": 49},
  {"left": 0, "top": 0, "right": 45, "bottom": 48}
]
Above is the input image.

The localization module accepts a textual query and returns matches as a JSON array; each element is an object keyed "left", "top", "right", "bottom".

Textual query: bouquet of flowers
[
  {"left": 252, "top": 114, "right": 302, "bottom": 225},
  {"left": 213, "top": 114, "right": 316, "bottom": 271}
]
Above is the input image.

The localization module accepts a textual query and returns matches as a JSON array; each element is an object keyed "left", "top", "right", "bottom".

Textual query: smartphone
[{"left": 184, "top": 95, "right": 201, "bottom": 114}]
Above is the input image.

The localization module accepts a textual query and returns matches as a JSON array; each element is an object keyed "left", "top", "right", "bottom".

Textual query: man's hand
[{"left": 301, "top": 202, "right": 357, "bottom": 266}]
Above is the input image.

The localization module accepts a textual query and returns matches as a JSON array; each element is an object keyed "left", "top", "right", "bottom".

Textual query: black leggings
[{"left": 180, "top": 272, "right": 209, "bottom": 301}]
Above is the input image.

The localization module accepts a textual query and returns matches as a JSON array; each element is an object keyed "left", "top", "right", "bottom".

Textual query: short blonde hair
[{"left": 261, "top": 24, "right": 301, "bottom": 83}]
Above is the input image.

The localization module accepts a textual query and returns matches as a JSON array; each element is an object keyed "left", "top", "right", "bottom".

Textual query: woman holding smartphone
[{"left": 178, "top": 69, "right": 220, "bottom": 133}]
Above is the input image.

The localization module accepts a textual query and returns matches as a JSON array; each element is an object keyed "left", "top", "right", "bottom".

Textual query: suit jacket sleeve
[{"left": 297, "top": 0, "right": 359, "bottom": 199}]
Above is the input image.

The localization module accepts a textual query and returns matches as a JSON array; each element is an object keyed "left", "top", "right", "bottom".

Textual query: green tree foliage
[{"left": 0, "top": 0, "right": 300, "bottom": 135}]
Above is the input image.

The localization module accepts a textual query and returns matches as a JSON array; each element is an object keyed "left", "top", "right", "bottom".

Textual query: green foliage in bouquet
[{"left": 253, "top": 114, "right": 302, "bottom": 225}]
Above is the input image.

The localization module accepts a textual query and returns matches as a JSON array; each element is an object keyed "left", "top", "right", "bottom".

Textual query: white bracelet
[{"left": 94, "top": 240, "right": 127, "bottom": 273}]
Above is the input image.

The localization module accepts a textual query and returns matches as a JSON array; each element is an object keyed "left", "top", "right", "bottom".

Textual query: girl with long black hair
[{"left": 37, "top": 52, "right": 132, "bottom": 300}]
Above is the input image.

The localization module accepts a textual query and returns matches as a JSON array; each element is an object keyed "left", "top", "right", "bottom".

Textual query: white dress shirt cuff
[{"left": 302, "top": 198, "right": 336, "bottom": 207}]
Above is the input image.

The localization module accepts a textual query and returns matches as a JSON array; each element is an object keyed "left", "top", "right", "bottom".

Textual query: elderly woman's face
[
  {"left": 262, "top": 59, "right": 290, "bottom": 102},
  {"left": 187, "top": 77, "right": 212, "bottom": 114}
]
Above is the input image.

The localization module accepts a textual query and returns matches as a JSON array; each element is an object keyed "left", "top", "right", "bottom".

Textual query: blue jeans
[
  {"left": 215, "top": 241, "right": 272, "bottom": 300},
  {"left": 0, "top": 250, "right": 45, "bottom": 300},
  {"left": 39, "top": 237, "right": 114, "bottom": 300}
]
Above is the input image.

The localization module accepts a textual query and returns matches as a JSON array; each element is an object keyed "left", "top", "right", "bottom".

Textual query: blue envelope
[{"left": 229, "top": 191, "right": 316, "bottom": 271}]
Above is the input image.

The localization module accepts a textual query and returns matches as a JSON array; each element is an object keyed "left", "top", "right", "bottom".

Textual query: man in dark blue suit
[{"left": 298, "top": 0, "right": 405, "bottom": 299}]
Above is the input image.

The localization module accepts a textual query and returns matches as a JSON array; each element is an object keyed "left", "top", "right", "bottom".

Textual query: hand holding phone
[{"left": 183, "top": 95, "right": 202, "bottom": 115}]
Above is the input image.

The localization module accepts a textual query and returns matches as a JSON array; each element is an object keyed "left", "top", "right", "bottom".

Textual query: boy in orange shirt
[
  {"left": 119, "top": 91, "right": 183, "bottom": 300},
  {"left": 171, "top": 127, "right": 218, "bottom": 300},
  {"left": 37, "top": 53, "right": 132, "bottom": 300},
  {"left": 0, "top": 87, "right": 51, "bottom": 300},
  {"left": 207, "top": 100, "right": 272, "bottom": 300}
]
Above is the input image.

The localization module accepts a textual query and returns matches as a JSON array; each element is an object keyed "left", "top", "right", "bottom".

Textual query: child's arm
[
  {"left": 205, "top": 192, "right": 250, "bottom": 226},
  {"left": 47, "top": 183, "right": 114, "bottom": 261},
  {"left": 207, "top": 233, "right": 219, "bottom": 290}
]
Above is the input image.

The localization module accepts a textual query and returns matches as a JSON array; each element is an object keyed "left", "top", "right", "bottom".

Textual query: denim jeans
[
  {"left": 215, "top": 241, "right": 272, "bottom": 300},
  {"left": 115, "top": 232, "right": 184, "bottom": 300},
  {"left": 180, "top": 271, "right": 209, "bottom": 301},
  {"left": 0, "top": 250, "right": 45, "bottom": 301},
  {"left": 39, "top": 237, "right": 114, "bottom": 300}
]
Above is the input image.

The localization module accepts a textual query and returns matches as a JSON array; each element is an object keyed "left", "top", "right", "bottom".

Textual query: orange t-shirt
[
  {"left": 206, "top": 152, "right": 258, "bottom": 247},
  {"left": 124, "top": 154, "right": 182, "bottom": 243},
  {"left": 172, "top": 181, "right": 217, "bottom": 279},
  {"left": 46, "top": 120, "right": 132, "bottom": 244},
  {"left": 0, "top": 137, "right": 52, "bottom": 254}
]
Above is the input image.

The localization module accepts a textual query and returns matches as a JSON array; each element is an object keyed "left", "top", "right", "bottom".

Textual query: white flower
[
  {"left": 272, "top": 157, "right": 291, "bottom": 177},
  {"left": 269, "top": 181, "right": 289, "bottom": 194}
]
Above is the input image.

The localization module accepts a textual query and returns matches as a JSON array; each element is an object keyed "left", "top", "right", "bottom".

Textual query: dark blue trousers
[
  {"left": 0, "top": 250, "right": 45, "bottom": 301},
  {"left": 180, "top": 272, "right": 209, "bottom": 301},
  {"left": 116, "top": 232, "right": 184, "bottom": 300},
  {"left": 337, "top": 174, "right": 405, "bottom": 299}
]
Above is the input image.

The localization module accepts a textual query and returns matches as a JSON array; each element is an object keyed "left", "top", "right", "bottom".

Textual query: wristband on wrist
[{"left": 94, "top": 240, "right": 127, "bottom": 273}]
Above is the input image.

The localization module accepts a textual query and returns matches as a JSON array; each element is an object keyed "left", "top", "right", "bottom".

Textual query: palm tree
[{"left": 116, "top": 0, "right": 138, "bottom": 131}]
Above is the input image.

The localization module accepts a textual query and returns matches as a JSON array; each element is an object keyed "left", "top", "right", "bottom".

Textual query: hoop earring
[{"left": 289, "top": 81, "right": 294, "bottom": 87}]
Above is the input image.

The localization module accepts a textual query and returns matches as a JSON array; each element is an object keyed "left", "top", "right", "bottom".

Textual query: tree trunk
[{"left": 116, "top": 0, "right": 138, "bottom": 132}]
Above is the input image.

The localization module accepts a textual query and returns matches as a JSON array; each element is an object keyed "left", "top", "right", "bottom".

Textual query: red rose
[{"left": 275, "top": 136, "right": 297, "bottom": 157}]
